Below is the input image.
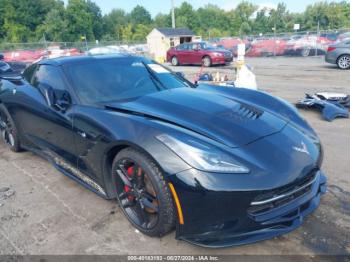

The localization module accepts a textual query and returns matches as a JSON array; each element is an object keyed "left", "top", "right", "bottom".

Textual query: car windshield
[
  {"left": 199, "top": 43, "right": 215, "bottom": 50},
  {"left": 64, "top": 57, "right": 191, "bottom": 105}
]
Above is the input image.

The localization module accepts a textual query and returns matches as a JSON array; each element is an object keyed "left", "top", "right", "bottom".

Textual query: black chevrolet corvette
[{"left": 0, "top": 55, "right": 326, "bottom": 247}]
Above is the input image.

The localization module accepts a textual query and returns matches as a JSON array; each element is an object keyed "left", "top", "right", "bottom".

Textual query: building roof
[{"left": 156, "top": 28, "right": 195, "bottom": 37}]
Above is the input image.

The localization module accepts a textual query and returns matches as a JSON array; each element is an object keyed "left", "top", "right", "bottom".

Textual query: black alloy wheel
[{"left": 113, "top": 148, "right": 175, "bottom": 236}]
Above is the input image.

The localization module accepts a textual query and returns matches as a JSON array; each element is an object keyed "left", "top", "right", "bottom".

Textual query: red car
[
  {"left": 167, "top": 42, "right": 233, "bottom": 67},
  {"left": 246, "top": 39, "right": 287, "bottom": 57}
]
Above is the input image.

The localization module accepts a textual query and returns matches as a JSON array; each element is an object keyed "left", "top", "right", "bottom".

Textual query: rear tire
[
  {"left": 202, "top": 56, "right": 212, "bottom": 67},
  {"left": 171, "top": 56, "right": 179, "bottom": 66},
  {"left": 112, "top": 147, "right": 176, "bottom": 237},
  {"left": 0, "top": 104, "right": 21, "bottom": 152},
  {"left": 337, "top": 55, "right": 350, "bottom": 70}
]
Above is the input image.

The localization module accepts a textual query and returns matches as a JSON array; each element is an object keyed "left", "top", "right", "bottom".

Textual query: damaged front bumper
[{"left": 170, "top": 169, "right": 327, "bottom": 248}]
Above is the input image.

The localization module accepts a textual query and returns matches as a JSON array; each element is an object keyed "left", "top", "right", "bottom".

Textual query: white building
[{"left": 147, "top": 28, "right": 201, "bottom": 62}]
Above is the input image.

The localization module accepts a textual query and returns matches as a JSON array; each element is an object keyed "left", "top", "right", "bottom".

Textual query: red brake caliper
[{"left": 124, "top": 166, "right": 134, "bottom": 201}]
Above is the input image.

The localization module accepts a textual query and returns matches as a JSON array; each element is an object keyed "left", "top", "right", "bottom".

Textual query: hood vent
[
  {"left": 221, "top": 103, "right": 263, "bottom": 121},
  {"left": 238, "top": 103, "right": 263, "bottom": 120}
]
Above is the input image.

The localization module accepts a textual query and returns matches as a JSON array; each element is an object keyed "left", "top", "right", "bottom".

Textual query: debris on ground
[
  {"left": 0, "top": 186, "right": 15, "bottom": 206},
  {"left": 296, "top": 93, "right": 350, "bottom": 121}
]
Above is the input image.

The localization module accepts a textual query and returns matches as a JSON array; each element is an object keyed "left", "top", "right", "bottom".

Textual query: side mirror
[
  {"left": 0, "top": 61, "right": 11, "bottom": 74},
  {"left": 0, "top": 54, "right": 4, "bottom": 60},
  {"left": 175, "top": 72, "right": 185, "bottom": 78},
  {"left": 38, "top": 83, "right": 71, "bottom": 112},
  {"left": 55, "top": 91, "right": 71, "bottom": 112}
]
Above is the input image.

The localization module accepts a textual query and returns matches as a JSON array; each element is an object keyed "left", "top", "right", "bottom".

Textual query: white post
[{"left": 171, "top": 0, "right": 176, "bottom": 29}]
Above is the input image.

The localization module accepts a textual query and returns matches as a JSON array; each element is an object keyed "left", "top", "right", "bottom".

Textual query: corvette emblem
[{"left": 293, "top": 141, "right": 310, "bottom": 155}]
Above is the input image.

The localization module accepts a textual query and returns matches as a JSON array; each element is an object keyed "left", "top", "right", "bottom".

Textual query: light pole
[{"left": 171, "top": 0, "right": 176, "bottom": 29}]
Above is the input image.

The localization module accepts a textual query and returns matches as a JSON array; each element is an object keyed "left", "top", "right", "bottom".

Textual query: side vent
[{"left": 237, "top": 103, "right": 263, "bottom": 120}]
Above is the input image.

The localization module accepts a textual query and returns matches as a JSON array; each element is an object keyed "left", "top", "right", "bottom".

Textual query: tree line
[{"left": 0, "top": 0, "right": 350, "bottom": 43}]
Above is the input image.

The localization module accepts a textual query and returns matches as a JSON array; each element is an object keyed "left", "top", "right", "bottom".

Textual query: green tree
[
  {"left": 133, "top": 24, "right": 152, "bottom": 41},
  {"left": 154, "top": 13, "right": 171, "bottom": 28},
  {"left": 86, "top": 0, "right": 103, "bottom": 40},
  {"left": 65, "top": 0, "right": 103, "bottom": 41},
  {"left": 268, "top": 3, "right": 288, "bottom": 32},
  {"left": 174, "top": 2, "right": 199, "bottom": 30},
  {"left": 129, "top": 5, "right": 152, "bottom": 25},
  {"left": 230, "top": 1, "right": 257, "bottom": 35},
  {"left": 35, "top": 2, "right": 67, "bottom": 41},
  {"left": 304, "top": 2, "right": 329, "bottom": 30},
  {"left": 103, "top": 9, "right": 128, "bottom": 40},
  {"left": 253, "top": 8, "right": 270, "bottom": 34},
  {"left": 121, "top": 24, "right": 133, "bottom": 41},
  {"left": 0, "top": 0, "right": 62, "bottom": 42},
  {"left": 197, "top": 4, "right": 231, "bottom": 34}
]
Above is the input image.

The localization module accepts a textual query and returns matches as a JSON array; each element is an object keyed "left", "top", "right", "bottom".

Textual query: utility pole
[
  {"left": 315, "top": 20, "right": 320, "bottom": 57},
  {"left": 171, "top": 0, "right": 176, "bottom": 29},
  {"left": 273, "top": 22, "right": 277, "bottom": 57},
  {"left": 43, "top": 33, "right": 48, "bottom": 53}
]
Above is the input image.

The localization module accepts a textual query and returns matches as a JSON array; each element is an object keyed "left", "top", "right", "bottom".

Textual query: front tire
[
  {"left": 337, "top": 55, "right": 350, "bottom": 70},
  {"left": 112, "top": 148, "right": 176, "bottom": 237},
  {"left": 0, "top": 104, "right": 21, "bottom": 152},
  {"left": 171, "top": 56, "right": 179, "bottom": 66}
]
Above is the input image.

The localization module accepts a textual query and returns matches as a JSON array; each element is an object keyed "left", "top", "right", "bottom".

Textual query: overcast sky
[{"left": 64, "top": 0, "right": 345, "bottom": 16}]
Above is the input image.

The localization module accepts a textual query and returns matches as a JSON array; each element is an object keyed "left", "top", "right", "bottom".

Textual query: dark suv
[{"left": 167, "top": 42, "right": 233, "bottom": 67}]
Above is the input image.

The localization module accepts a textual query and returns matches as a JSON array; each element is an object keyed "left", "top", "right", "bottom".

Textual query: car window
[
  {"left": 188, "top": 44, "right": 196, "bottom": 50},
  {"left": 23, "top": 64, "right": 37, "bottom": 83},
  {"left": 176, "top": 44, "right": 185, "bottom": 50},
  {"left": 64, "top": 57, "right": 190, "bottom": 105},
  {"left": 178, "top": 44, "right": 189, "bottom": 50},
  {"left": 32, "top": 65, "right": 66, "bottom": 91}
]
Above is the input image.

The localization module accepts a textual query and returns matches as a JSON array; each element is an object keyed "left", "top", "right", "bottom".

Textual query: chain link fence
[{"left": 1, "top": 28, "right": 350, "bottom": 64}]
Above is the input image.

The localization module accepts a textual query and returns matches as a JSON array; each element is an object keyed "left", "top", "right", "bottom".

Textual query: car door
[
  {"left": 13, "top": 64, "right": 78, "bottom": 167},
  {"left": 175, "top": 44, "right": 189, "bottom": 64},
  {"left": 187, "top": 43, "right": 204, "bottom": 65}
]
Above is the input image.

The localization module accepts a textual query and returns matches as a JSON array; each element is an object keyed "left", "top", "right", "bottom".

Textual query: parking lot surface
[{"left": 0, "top": 57, "right": 349, "bottom": 256}]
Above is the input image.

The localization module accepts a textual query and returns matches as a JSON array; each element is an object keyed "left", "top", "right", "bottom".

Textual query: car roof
[{"left": 38, "top": 53, "right": 138, "bottom": 66}]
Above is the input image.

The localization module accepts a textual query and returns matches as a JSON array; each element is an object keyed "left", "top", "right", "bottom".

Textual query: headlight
[
  {"left": 156, "top": 134, "right": 250, "bottom": 174},
  {"left": 213, "top": 52, "right": 224, "bottom": 57}
]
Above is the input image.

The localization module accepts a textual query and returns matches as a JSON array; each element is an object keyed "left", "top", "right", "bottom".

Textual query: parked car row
[
  {"left": 0, "top": 44, "right": 150, "bottom": 64},
  {"left": 1, "top": 47, "right": 82, "bottom": 63},
  {"left": 210, "top": 31, "right": 350, "bottom": 58}
]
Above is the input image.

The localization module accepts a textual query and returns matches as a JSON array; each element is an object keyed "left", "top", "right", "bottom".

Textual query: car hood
[
  {"left": 209, "top": 49, "right": 232, "bottom": 54},
  {"left": 105, "top": 88, "right": 287, "bottom": 148}
]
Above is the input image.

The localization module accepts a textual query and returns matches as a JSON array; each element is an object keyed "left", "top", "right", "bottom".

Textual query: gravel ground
[{"left": 0, "top": 56, "right": 349, "bottom": 257}]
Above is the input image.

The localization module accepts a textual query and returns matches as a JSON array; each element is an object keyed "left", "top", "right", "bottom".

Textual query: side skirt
[{"left": 21, "top": 145, "right": 110, "bottom": 199}]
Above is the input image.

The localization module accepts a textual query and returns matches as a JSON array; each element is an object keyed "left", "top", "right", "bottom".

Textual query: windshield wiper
[{"left": 141, "top": 61, "right": 167, "bottom": 91}]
